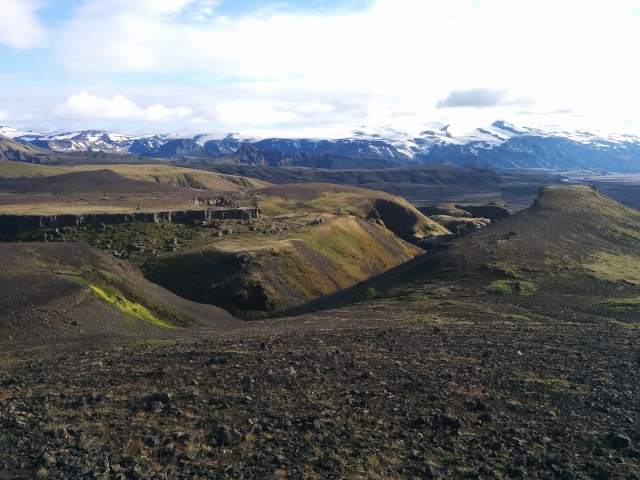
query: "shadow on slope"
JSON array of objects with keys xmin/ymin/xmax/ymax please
[{"xmin": 0, "ymin": 243, "xmax": 236, "ymax": 345}]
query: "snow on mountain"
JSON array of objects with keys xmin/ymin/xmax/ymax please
[
  {"xmin": 4, "ymin": 121, "xmax": 640, "ymax": 172},
  {"xmin": 0, "ymin": 126, "xmax": 35, "ymax": 138}
]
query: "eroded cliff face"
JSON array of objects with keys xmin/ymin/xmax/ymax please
[{"xmin": 0, "ymin": 208, "xmax": 259, "ymax": 233}]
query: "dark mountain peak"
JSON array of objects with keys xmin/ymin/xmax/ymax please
[{"xmin": 153, "ymin": 138, "xmax": 215, "ymax": 159}]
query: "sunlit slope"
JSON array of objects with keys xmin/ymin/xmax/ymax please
[
  {"xmin": 144, "ymin": 184, "xmax": 449, "ymax": 317},
  {"xmin": 295, "ymin": 185, "xmax": 640, "ymax": 323}
]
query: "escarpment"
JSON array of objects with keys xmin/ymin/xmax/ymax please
[{"xmin": 0, "ymin": 207, "xmax": 259, "ymax": 233}]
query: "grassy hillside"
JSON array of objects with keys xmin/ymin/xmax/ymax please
[
  {"xmin": 0, "ymin": 163, "xmax": 449, "ymax": 317},
  {"xmin": 0, "ymin": 159, "xmax": 71, "ymax": 177},
  {"xmin": 75, "ymin": 164, "xmax": 270, "ymax": 191},
  {"xmin": 141, "ymin": 184, "xmax": 448, "ymax": 317},
  {"xmin": 144, "ymin": 213, "xmax": 425, "ymax": 317},
  {"xmin": 255, "ymin": 183, "xmax": 449, "ymax": 241},
  {"xmin": 208, "ymin": 163, "xmax": 504, "ymax": 189},
  {"xmin": 12, "ymin": 183, "xmax": 447, "ymax": 317},
  {"xmin": 143, "ymin": 185, "xmax": 447, "ymax": 317},
  {"xmin": 294, "ymin": 185, "xmax": 640, "ymax": 323},
  {"xmin": 206, "ymin": 163, "xmax": 560, "ymax": 208},
  {"xmin": 0, "ymin": 167, "xmax": 264, "ymax": 215},
  {"xmin": 0, "ymin": 161, "xmax": 269, "ymax": 190}
]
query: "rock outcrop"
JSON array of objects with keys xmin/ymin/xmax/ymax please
[
  {"xmin": 0, "ymin": 208, "xmax": 259, "ymax": 233},
  {"xmin": 419, "ymin": 204, "xmax": 510, "ymax": 223},
  {"xmin": 455, "ymin": 204, "xmax": 510, "ymax": 222},
  {"xmin": 430, "ymin": 215, "xmax": 492, "ymax": 234}
]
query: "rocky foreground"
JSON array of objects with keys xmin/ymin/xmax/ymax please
[{"xmin": 1, "ymin": 299, "xmax": 640, "ymax": 480}]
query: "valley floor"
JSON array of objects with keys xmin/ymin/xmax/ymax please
[{"xmin": 1, "ymin": 296, "xmax": 639, "ymax": 479}]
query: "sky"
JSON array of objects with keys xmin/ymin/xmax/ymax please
[{"xmin": 0, "ymin": 0, "xmax": 639, "ymax": 138}]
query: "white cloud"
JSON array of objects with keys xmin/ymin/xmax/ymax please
[
  {"xmin": 56, "ymin": 0, "xmax": 195, "ymax": 72},
  {"xmin": 0, "ymin": 110, "xmax": 10, "ymax": 121},
  {"xmin": 215, "ymin": 100, "xmax": 295, "ymax": 125},
  {"xmin": 212, "ymin": 98, "xmax": 361, "ymax": 126},
  {"xmin": 437, "ymin": 89, "xmax": 534, "ymax": 109},
  {"xmin": 55, "ymin": 91, "xmax": 190, "ymax": 122},
  {"xmin": 55, "ymin": 1, "xmax": 637, "ymax": 94},
  {"xmin": 3, "ymin": 0, "xmax": 637, "ymax": 134},
  {"xmin": 0, "ymin": 0, "xmax": 48, "ymax": 48},
  {"xmin": 184, "ymin": 0, "xmax": 221, "ymax": 21}
]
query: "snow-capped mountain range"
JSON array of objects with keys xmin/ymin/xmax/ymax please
[{"xmin": 3, "ymin": 121, "xmax": 640, "ymax": 173}]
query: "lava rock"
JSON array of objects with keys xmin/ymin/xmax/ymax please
[
  {"xmin": 609, "ymin": 433, "xmax": 631, "ymax": 448},
  {"xmin": 141, "ymin": 435, "xmax": 160, "ymax": 448},
  {"xmin": 207, "ymin": 426, "xmax": 243, "ymax": 447}
]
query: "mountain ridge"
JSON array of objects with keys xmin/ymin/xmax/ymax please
[
  {"xmin": 0, "ymin": 133, "xmax": 55, "ymax": 163},
  {"xmin": 3, "ymin": 121, "xmax": 640, "ymax": 172}
]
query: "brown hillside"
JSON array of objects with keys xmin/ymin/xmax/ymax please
[
  {"xmin": 0, "ymin": 242, "xmax": 236, "ymax": 345},
  {"xmin": 0, "ymin": 169, "xmax": 193, "ymax": 195},
  {"xmin": 143, "ymin": 182, "xmax": 446, "ymax": 318},
  {"xmin": 257, "ymin": 183, "xmax": 449, "ymax": 241},
  {"xmin": 0, "ymin": 169, "xmax": 251, "ymax": 215},
  {"xmin": 0, "ymin": 134, "xmax": 53, "ymax": 163},
  {"xmin": 295, "ymin": 185, "xmax": 640, "ymax": 322},
  {"xmin": 2, "ymin": 186, "xmax": 640, "ymax": 480}
]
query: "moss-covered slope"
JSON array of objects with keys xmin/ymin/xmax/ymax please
[{"xmin": 296, "ymin": 185, "xmax": 640, "ymax": 324}]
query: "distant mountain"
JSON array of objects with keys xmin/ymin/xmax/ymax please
[
  {"xmin": 208, "ymin": 163, "xmax": 505, "ymax": 190},
  {"xmin": 0, "ymin": 134, "xmax": 53, "ymax": 164},
  {"xmin": 251, "ymin": 138, "xmax": 409, "ymax": 162},
  {"xmin": 419, "ymin": 121, "xmax": 640, "ymax": 173},
  {"xmin": 152, "ymin": 138, "xmax": 218, "ymax": 159},
  {"xmin": 3, "ymin": 121, "xmax": 640, "ymax": 172},
  {"xmin": 7, "ymin": 129, "xmax": 137, "ymax": 154},
  {"xmin": 228, "ymin": 146, "xmax": 395, "ymax": 169}
]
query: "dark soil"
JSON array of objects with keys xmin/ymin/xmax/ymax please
[
  {"xmin": 1, "ymin": 302, "xmax": 640, "ymax": 479},
  {"xmin": 0, "ymin": 242, "xmax": 236, "ymax": 343}
]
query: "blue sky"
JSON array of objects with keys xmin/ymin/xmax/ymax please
[{"xmin": 1, "ymin": 0, "xmax": 639, "ymax": 137}]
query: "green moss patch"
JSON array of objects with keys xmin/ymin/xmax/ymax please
[
  {"xmin": 584, "ymin": 252, "xmax": 640, "ymax": 285},
  {"xmin": 486, "ymin": 262, "xmax": 524, "ymax": 279},
  {"xmin": 89, "ymin": 284, "xmax": 177, "ymax": 329},
  {"xmin": 517, "ymin": 281, "xmax": 538, "ymax": 296},
  {"xmin": 59, "ymin": 272, "xmax": 187, "ymax": 329},
  {"xmin": 484, "ymin": 280, "xmax": 513, "ymax": 295},
  {"xmin": 403, "ymin": 292, "xmax": 431, "ymax": 302},
  {"xmin": 363, "ymin": 287, "xmax": 379, "ymax": 301},
  {"xmin": 601, "ymin": 297, "xmax": 640, "ymax": 311},
  {"xmin": 484, "ymin": 280, "xmax": 537, "ymax": 296}
]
